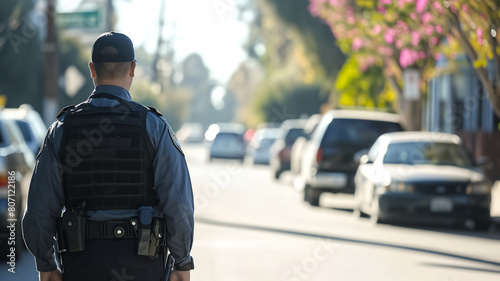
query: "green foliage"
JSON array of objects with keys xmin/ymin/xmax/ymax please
[
  {"xmin": 265, "ymin": 0, "xmax": 346, "ymax": 77},
  {"xmin": 252, "ymin": 82, "xmax": 328, "ymax": 126},
  {"xmin": 336, "ymin": 55, "xmax": 395, "ymax": 110},
  {"xmin": 0, "ymin": 0, "xmax": 43, "ymax": 109},
  {"xmin": 130, "ymin": 79, "xmax": 192, "ymax": 130}
]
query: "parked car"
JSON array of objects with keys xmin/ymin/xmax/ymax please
[
  {"xmin": 207, "ymin": 124, "xmax": 247, "ymax": 162},
  {"xmin": 290, "ymin": 114, "xmax": 322, "ymax": 176},
  {"xmin": 177, "ymin": 123, "xmax": 205, "ymax": 144},
  {"xmin": 299, "ymin": 110, "xmax": 404, "ymax": 206},
  {"xmin": 2, "ymin": 104, "xmax": 47, "ymax": 156},
  {"xmin": 0, "ymin": 114, "xmax": 35, "ymax": 258},
  {"xmin": 249, "ymin": 128, "xmax": 280, "ymax": 165},
  {"xmin": 353, "ymin": 131, "xmax": 492, "ymax": 230},
  {"xmin": 270, "ymin": 119, "xmax": 308, "ymax": 179}
]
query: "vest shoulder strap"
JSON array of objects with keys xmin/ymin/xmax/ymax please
[
  {"xmin": 56, "ymin": 104, "xmax": 76, "ymax": 119},
  {"xmin": 147, "ymin": 106, "xmax": 163, "ymax": 117}
]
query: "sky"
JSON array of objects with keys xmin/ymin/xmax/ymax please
[
  {"xmin": 57, "ymin": 0, "xmax": 249, "ymax": 84},
  {"xmin": 115, "ymin": 0, "xmax": 249, "ymax": 84}
]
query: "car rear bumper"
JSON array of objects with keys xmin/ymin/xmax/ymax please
[
  {"xmin": 308, "ymin": 171, "xmax": 355, "ymax": 194},
  {"xmin": 377, "ymin": 193, "xmax": 491, "ymax": 225}
]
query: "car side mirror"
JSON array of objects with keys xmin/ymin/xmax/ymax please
[
  {"xmin": 359, "ymin": 154, "xmax": 372, "ymax": 164},
  {"xmin": 354, "ymin": 149, "xmax": 369, "ymax": 163}
]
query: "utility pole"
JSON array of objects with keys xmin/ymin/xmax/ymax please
[
  {"xmin": 43, "ymin": 0, "xmax": 59, "ymax": 126},
  {"xmin": 106, "ymin": 0, "xmax": 115, "ymax": 31},
  {"xmin": 152, "ymin": 0, "xmax": 166, "ymax": 83}
]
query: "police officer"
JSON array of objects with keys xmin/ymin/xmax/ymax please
[{"xmin": 23, "ymin": 32, "xmax": 194, "ymax": 281}]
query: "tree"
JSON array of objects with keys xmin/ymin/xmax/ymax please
[
  {"xmin": 309, "ymin": 0, "xmax": 500, "ymax": 116},
  {"xmin": 335, "ymin": 55, "xmax": 396, "ymax": 110},
  {"xmin": 0, "ymin": 0, "xmax": 43, "ymax": 110}
]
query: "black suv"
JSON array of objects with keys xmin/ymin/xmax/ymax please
[{"xmin": 299, "ymin": 110, "xmax": 404, "ymax": 206}]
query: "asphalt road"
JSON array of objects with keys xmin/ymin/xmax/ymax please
[{"xmin": 2, "ymin": 144, "xmax": 500, "ymax": 281}]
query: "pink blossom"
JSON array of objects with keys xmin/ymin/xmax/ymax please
[
  {"xmin": 378, "ymin": 6, "xmax": 387, "ymax": 13},
  {"xmin": 396, "ymin": 40, "xmax": 403, "ymax": 49},
  {"xmin": 430, "ymin": 37, "xmax": 438, "ymax": 45},
  {"xmin": 372, "ymin": 24, "xmax": 382, "ymax": 35},
  {"xmin": 399, "ymin": 48, "xmax": 419, "ymax": 68},
  {"xmin": 410, "ymin": 13, "xmax": 417, "ymax": 20},
  {"xmin": 352, "ymin": 38, "xmax": 364, "ymax": 51},
  {"xmin": 328, "ymin": 0, "xmax": 345, "ymax": 6},
  {"xmin": 384, "ymin": 29, "xmax": 397, "ymax": 44},
  {"xmin": 347, "ymin": 15, "xmax": 356, "ymax": 25},
  {"xmin": 418, "ymin": 51, "xmax": 426, "ymax": 59},
  {"xmin": 477, "ymin": 28, "xmax": 484, "ymax": 45},
  {"xmin": 308, "ymin": 3, "xmax": 320, "ymax": 16},
  {"xmin": 477, "ymin": 28, "xmax": 483, "ymax": 37},
  {"xmin": 397, "ymin": 20, "xmax": 409, "ymax": 32},
  {"xmin": 380, "ymin": 0, "xmax": 392, "ymax": 4},
  {"xmin": 435, "ymin": 25, "xmax": 443, "ymax": 34},
  {"xmin": 421, "ymin": 12, "xmax": 433, "ymax": 23},
  {"xmin": 425, "ymin": 25, "xmax": 434, "ymax": 36},
  {"xmin": 412, "ymin": 32, "xmax": 421, "ymax": 46},
  {"xmin": 432, "ymin": 1, "xmax": 444, "ymax": 14},
  {"xmin": 416, "ymin": 0, "xmax": 429, "ymax": 13},
  {"xmin": 378, "ymin": 46, "xmax": 394, "ymax": 56},
  {"xmin": 462, "ymin": 4, "xmax": 468, "ymax": 12},
  {"xmin": 398, "ymin": 0, "xmax": 405, "ymax": 8}
]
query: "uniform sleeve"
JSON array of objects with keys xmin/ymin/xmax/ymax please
[
  {"xmin": 22, "ymin": 123, "xmax": 65, "ymax": 272},
  {"xmin": 148, "ymin": 115, "xmax": 194, "ymax": 266}
]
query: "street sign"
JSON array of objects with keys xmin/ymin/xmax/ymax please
[
  {"xmin": 57, "ymin": 11, "xmax": 101, "ymax": 30},
  {"xmin": 403, "ymin": 69, "xmax": 420, "ymax": 100}
]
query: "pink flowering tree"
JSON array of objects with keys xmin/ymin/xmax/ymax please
[{"xmin": 309, "ymin": 0, "xmax": 500, "ymax": 116}]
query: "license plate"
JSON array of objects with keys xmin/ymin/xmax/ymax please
[{"xmin": 430, "ymin": 197, "xmax": 453, "ymax": 212}]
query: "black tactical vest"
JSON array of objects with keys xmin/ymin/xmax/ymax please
[{"xmin": 58, "ymin": 93, "xmax": 159, "ymax": 210}]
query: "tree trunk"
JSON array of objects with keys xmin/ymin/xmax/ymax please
[
  {"xmin": 388, "ymin": 75, "xmax": 422, "ymax": 130},
  {"xmin": 447, "ymin": 8, "xmax": 500, "ymax": 118}
]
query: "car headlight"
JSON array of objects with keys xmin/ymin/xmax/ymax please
[
  {"xmin": 466, "ymin": 181, "xmax": 491, "ymax": 195},
  {"xmin": 382, "ymin": 182, "xmax": 414, "ymax": 193}
]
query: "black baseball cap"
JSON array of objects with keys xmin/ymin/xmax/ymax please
[{"xmin": 91, "ymin": 31, "xmax": 135, "ymax": 63}]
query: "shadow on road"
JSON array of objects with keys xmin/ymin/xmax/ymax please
[
  {"xmin": 321, "ymin": 202, "xmax": 500, "ymax": 242},
  {"xmin": 196, "ymin": 216, "xmax": 500, "ymax": 268},
  {"xmin": 420, "ymin": 262, "xmax": 500, "ymax": 274}
]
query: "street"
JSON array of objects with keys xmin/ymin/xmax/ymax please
[{"xmin": 2, "ymin": 144, "xmax": 500, "ymax": 280}]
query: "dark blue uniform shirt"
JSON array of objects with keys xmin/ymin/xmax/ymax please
[{"xmin": 22, "ymin": 85, "xmax": 194, "ymax": 272}]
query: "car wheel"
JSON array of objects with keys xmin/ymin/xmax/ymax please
[
  {"xmin": 370, "ymin": 199, "xmax": 380, "ymax": 225},
  {"xmin": 304, "ymin": 185, "xmax": 320, "ymax": 206},
  {"xmin": 475, "ymin": 220, "xmax": 491, "ymax": 232},
  {"xmin": 274, "ymin": 169, "xmax": 282, "ymax": 180},
  {"xmin": 353, "ymin": 206, "xmax": 365, "ymax": 219}
]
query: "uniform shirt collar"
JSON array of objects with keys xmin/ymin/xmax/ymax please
[{"xmin": 91, "ymin": 85, "xmax": 132, "ymax": 101}]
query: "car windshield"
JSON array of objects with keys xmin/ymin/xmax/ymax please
[
  {"xmin": 15, "ymin": 120, "xmax": 34, "ymax": 142},
  {"xmin": 384, "ymin": 141, "xmax": 475, "ymax": 167},
  {"xmin": 284, "ymin": 128, "xmax": 304, "ymax": 145},
  {"xmin": 321, "ymin": 118, "xmax": 403, "ymax": 147},
  {"xmin": 214, "ymin": 132, "xmax": 244, "ymax": 143}
]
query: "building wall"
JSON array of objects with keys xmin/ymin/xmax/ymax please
[{"xmin": 426, "ymin": 59, "xmax": 500, "ymax": 181}]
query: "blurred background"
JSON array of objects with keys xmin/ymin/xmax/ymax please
[{"xmin": 1, "ymin": 0, "xmax": 500, "ymax": 280}]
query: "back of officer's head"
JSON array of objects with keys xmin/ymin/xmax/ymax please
[{"xmin": 91, "ymin": 32, "xmax": 135, "ymax": 81}]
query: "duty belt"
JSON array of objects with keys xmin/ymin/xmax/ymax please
[{"xmin": 86, "ymin": 219, "xmax": 139, "ymax": 239}]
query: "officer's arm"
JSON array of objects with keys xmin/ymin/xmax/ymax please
[
  {"xmin": 169, "ymin": 270, "xmax": 190, "ymax": 281},
  {"xmin": 39, "ymin": 269, "xmax": 62, "ymax": 281},
  {"xmin": 148, "ymin": 115, "xmax": 194, "ymax": 270},
  {"xmin": 22, "ymin": 123, "xmax": 65, "ymax": 272}
]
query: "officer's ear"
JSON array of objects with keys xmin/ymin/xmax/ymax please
[
  {"xmin": 129, "ymin": 60, "xmax": 136, "ymax": 78},
  {"xmin": 89, "ymin": 61, "xmax": 97, "ymax": 79}
]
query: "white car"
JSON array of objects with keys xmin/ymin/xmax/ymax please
[{"xmin": 354, "ymin": 131, "xmax": 492, "ymax": 230}]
